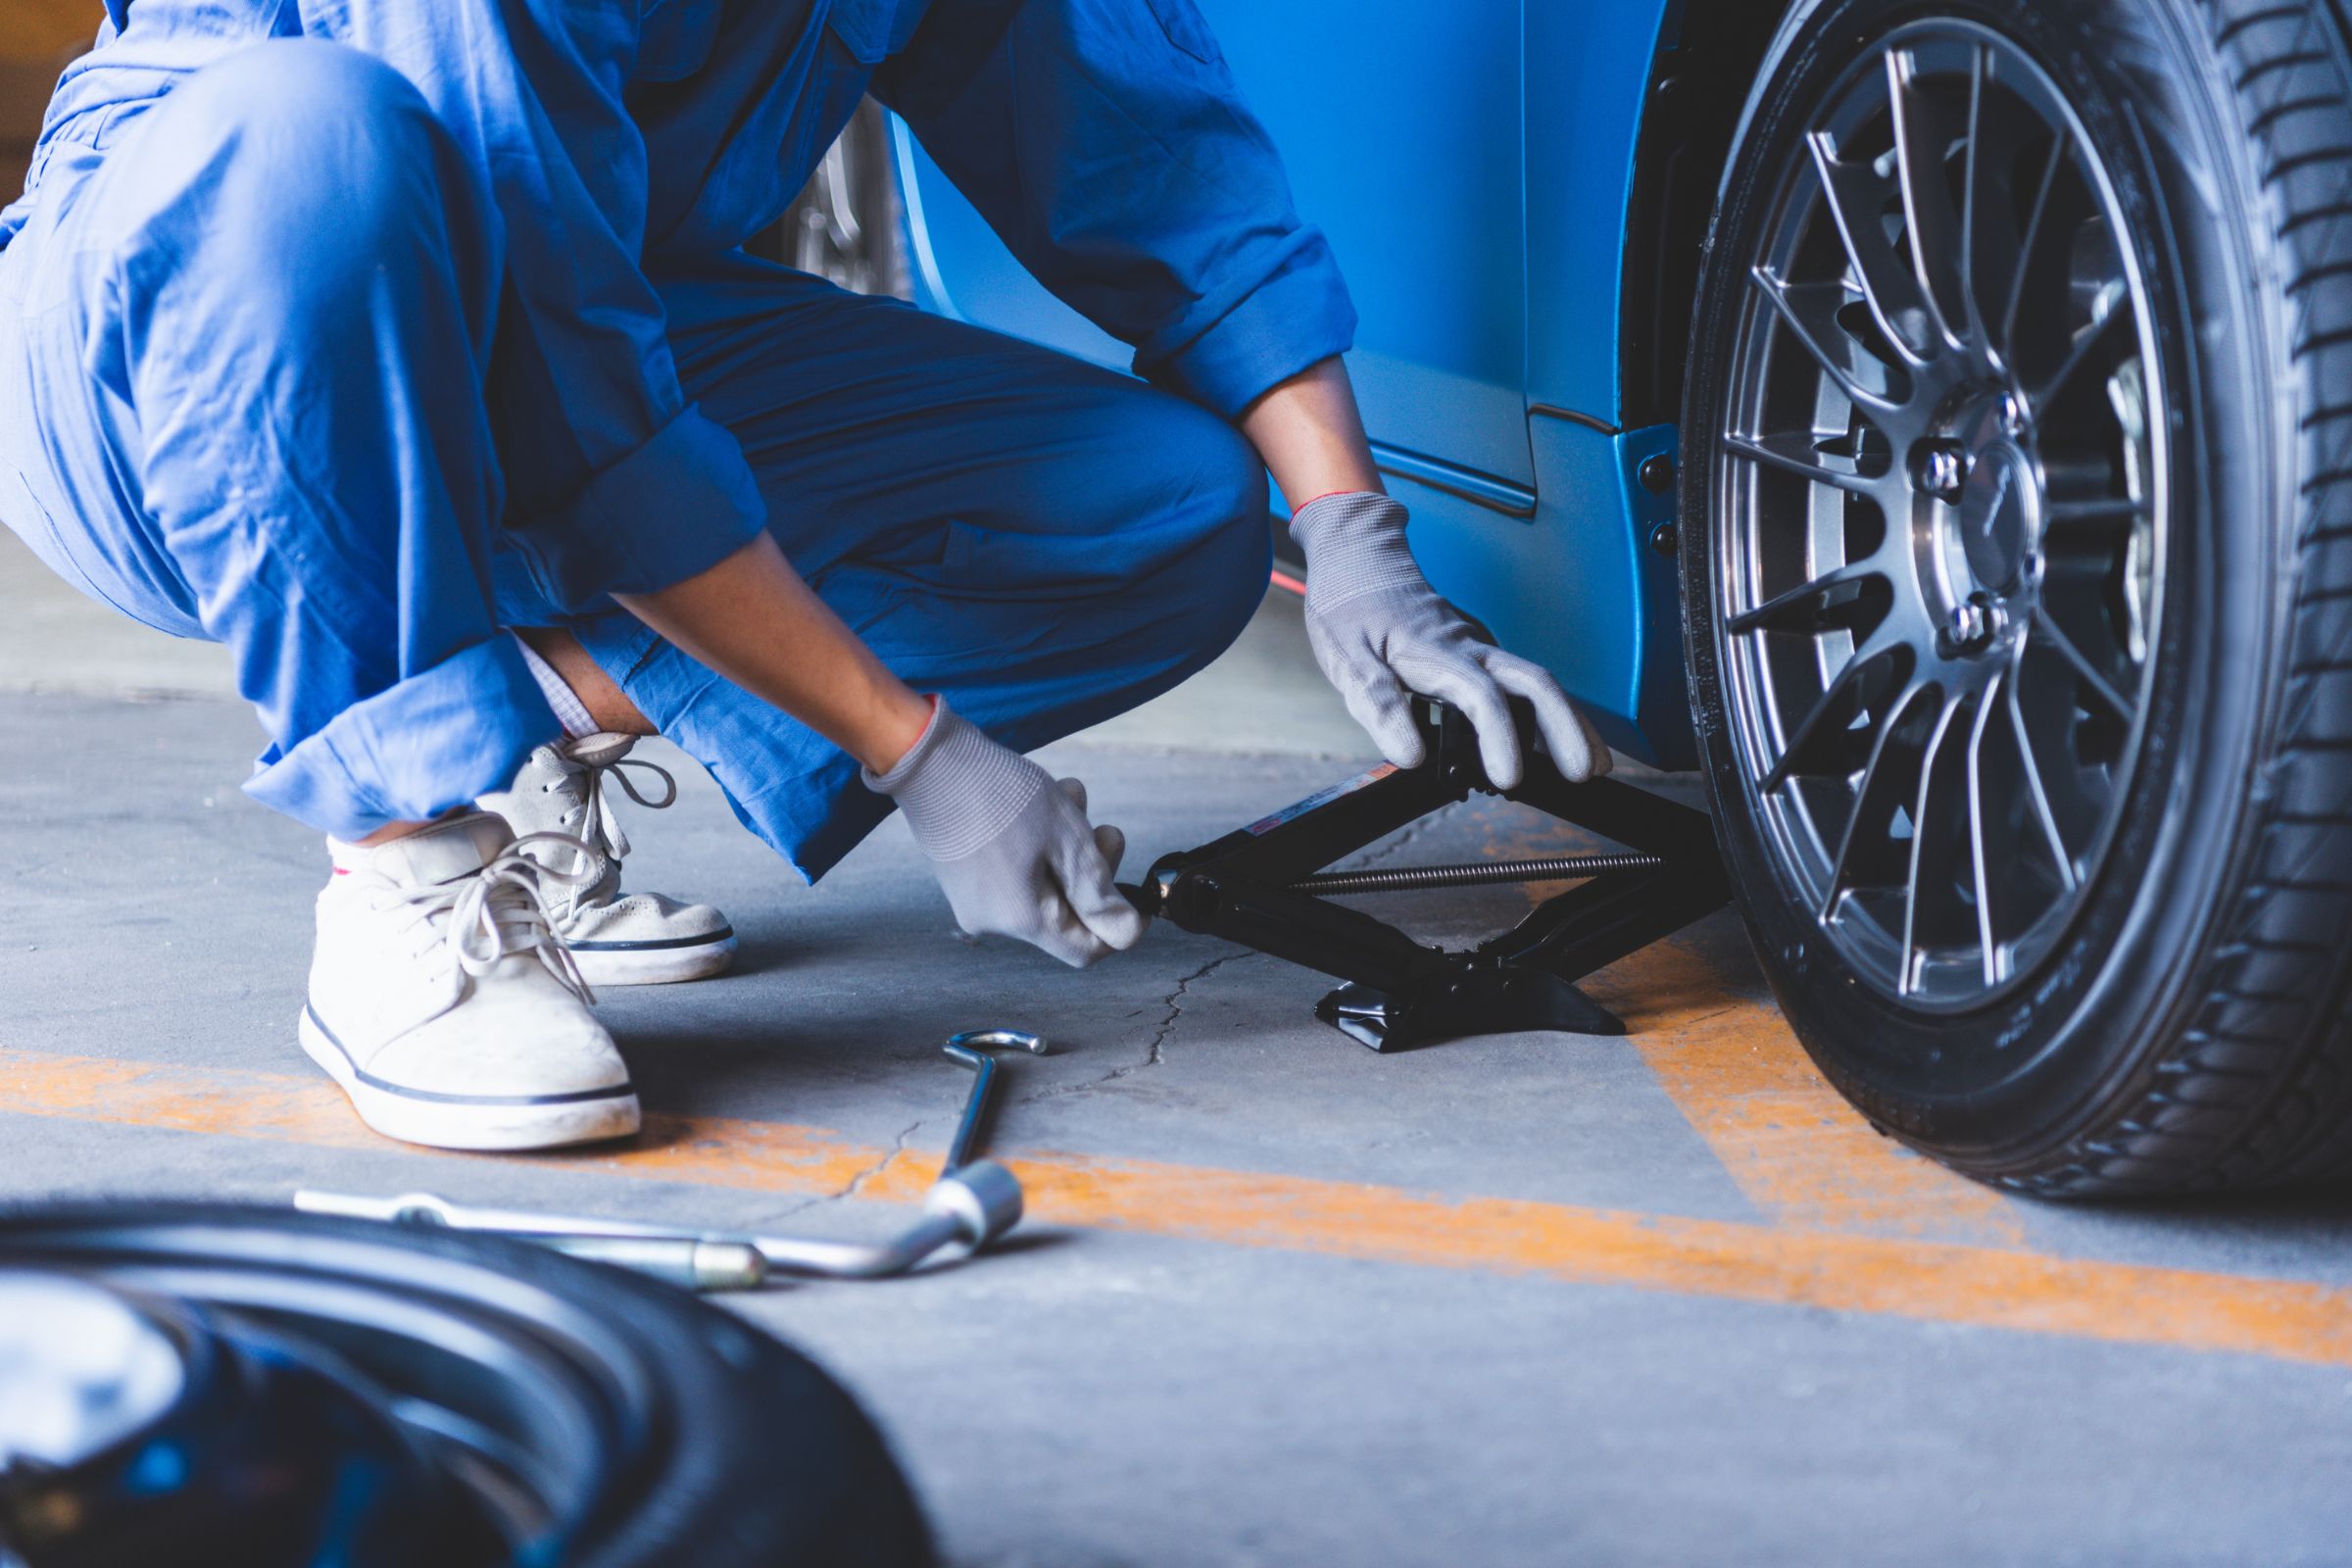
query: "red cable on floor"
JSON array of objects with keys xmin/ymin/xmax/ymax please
[{"xmin": 1269, "ymin": 568, "xmax": 1308, "ymax": 598}]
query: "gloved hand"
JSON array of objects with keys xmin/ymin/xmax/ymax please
[
  {"xmin": 863, "ymin": 700, "xmax": 1147, "ymax": 967},
  {"xmin": 1291, "ymin": 491, "xmax": 1609, "ymax": 789}
]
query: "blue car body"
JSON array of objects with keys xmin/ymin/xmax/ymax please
[{"xmin": 891, "ymin": 0, "xmax": 1697, "ymax": 765}]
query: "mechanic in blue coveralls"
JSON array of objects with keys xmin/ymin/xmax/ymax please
[{"xmin": 0, "ymin": 0, "xmax": 1608, "ymax": 1152}]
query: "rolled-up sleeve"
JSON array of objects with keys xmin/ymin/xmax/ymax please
[
  {"xmin": 328, "ymin": 0, "xmax": 766, "ymax": 613},
  {"xmin": 875, "ymin": 0, "xmax": 1357, "ymax": 419}
]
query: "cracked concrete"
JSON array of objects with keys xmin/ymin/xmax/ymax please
[
  {"xmin": 1133, "ymin": 951, "xmax": 1250, "ymax": 1073},
  {"xmin": 839, "ymin": 1119, "xmax": 925, "ymax": 1201},
  {"xmin": 1004, "ymin": 950, "xmax": 1253, "ymax": 1115},
  {"xmin": 1140, "ymin": 951, "xmax": 1250, "ymax": 1073},
  {"xmin": 772, "ymin": 1115, "xmax": 930, "ymax": 1223}
]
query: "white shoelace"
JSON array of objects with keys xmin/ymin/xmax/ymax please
[
  {"xmin": 387, "ymin": 831, "xmax": 600, "ymax": 1003},
  {"xmin": 558, "ymin": 749, "xmax": 677, "ymax": 866}
]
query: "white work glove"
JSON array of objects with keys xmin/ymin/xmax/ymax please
[
  {"xmin": 1292, "ymin": 492, "xmax": 1609, "ymax": 788},
  {"xmin": 863, "ymin": 700, "xmax": 1147, "ymax": 967}
]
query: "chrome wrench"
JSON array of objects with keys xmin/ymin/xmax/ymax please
[{"xmin": 940, "ymin": 1028, "xmax": 1051, "ymax": 1177}]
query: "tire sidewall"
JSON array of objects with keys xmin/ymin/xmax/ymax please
[
  {"xmin": 0, "ymin": 1204, "xmax": 938, "ymax": 1568},
  {"xmin": 1679, "ymin": 0, "xmax": 2287, "ymax": 1171}
]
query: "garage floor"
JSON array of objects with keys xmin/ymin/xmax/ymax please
[{"xmin": 6, "ymin": 530, "xmax": 2352, "ymax": 1567}]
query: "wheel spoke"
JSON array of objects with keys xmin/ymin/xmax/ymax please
[
  {"xmin": 1724, "ymin": 431, "xmax": 1882, "ymax": 496},
  {"xmin": 2031, "ymin": 608, "xmax": 2134, "ymax": 719},
  {"xmin": 2033, "ymin": 300, "xmax": 2132, "ymax": 413},
  {"xmin": 2006, "ymin": 653, "xmax": 2082, "ymax": 892},
  {"xmin": 1959, "ymin": 45, "xmax": 2000, "ymax": 349},
  {"xmin": 1961, "ymin": 50, "xmax": 2054, "ymax": 362},
  {"xmin": 1806, "ymin": 131, "xmax": 1936, "ymax": 362},
  {"xmin": 1818, "ymin": 678, "xmax": 1934, "ymax": 918},
  {"xmin": 1765, "ymin": 631, "xmax": 1903, "ymax": 793},
  {"xmin": 1729, "ymin": 560, "xmax": 1882, "ymax": 635},
  {"xmin": 2043, "ymin": 495, "xmax": 2150, "ymax": 526},
  {"xmin": 2042, "ymin": 493, "xmax": 2151, "ymax": 556},
  {"xmin": 1899, "ymin": 695, "xmax": 1970, "ymax": 996},
  {"xmin": 1748, "ymin": 269, "xmax": 1906, "ymax": 417},
  {"xmin": 1964, "ymin": 676, "xmax": 2005, "ymax": 988},
  {"xmin": 1887, "ymin": 49, "xmax": 1968, "ymax": 348},
  {"xmin": 1999, "ymin": 136, "xmax": 2070, "ymax": 360}
]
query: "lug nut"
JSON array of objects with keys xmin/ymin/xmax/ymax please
[
  {"xmin": 1920, "ymin": 445, "xmax": 1968, "ymax": 501},
  {"xmin": 1949, "ymin": 602, "xmax": 1991, "ymax": 647}
]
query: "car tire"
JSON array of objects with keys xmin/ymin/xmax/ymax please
[
  {"xmin": 1680, "ymin": 0, "xmax": 2352, "ymax": 1194},
  {"xmin": 0, "ymin": 1203, "xmax": 936, "ymax": 1566}
]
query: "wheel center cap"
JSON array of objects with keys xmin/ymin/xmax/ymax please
[
  {"xmin": 1956, "ymin": 439, "xmax": 2040, "ymax": 594},
  {"xmin": 1925, "ymin": 397, "xmax": 2043, "ymax": 609}
]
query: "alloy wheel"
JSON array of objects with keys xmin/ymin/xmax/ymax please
[{"xmin": 1715, "ymin": 20, "xmax": 2167, "ymax": 1011}]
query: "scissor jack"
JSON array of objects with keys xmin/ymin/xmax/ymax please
[{"xmin": 1124, "ymin": 702, "xmax": 1732, "ymax": 1051}]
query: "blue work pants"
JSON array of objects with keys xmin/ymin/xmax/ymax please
[{"xmin": 0, "ymin": 41, "xmax": 1271, "ymax": 877}]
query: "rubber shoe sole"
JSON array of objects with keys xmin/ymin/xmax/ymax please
[
  {"xmin": 298, "ymin": 1007, "xmax": 641, "ymax": 1152},
  {"xmin": 564, "ymin": 931, "xmax": 738, "ymax": 988}
]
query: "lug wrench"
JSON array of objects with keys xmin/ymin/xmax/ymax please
[
  {"xmin": 294, "ymin": 1157, "xmax": 1023, "ymax": 1292},
  {"xmin": 940, "ymin": 1028, "xmax": 1051, "ymax": 1177},
  {"xmin": 298, "ymin": 1027, "xmax": 1050, "ymax": 1290}
]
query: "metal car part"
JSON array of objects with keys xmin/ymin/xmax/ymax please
[
  {"xmin": 1128, "ymin": 700, "xmax": 1728, "ymax": 1052},
  {"xmin": 762, "ymin": 100, "xmax": 908, "ymax": 299},
  {"xmin": 1713, "ymin": 22, "xmax": 2165, "ymax": 1010},
  {"xmin": 0, "ymin": 1275, "xmax": 187, "ymax": 1471},
  {"xmin": 940, "ymin": 1029, "xmax": 1051, "ymax": 1179},
  {"xmin": 0, "ymin": 1270, "xmax": 511, "ymax": 1566},
  {"xmin": 0, "ymin": 1206, "xmax": 935, "ymax": 1566},
  {"xmin": 1287, "ymin": 852, "xmax": 1667, "ymax": 898},
  {"xmin": 295, "ymin": 1162, "xmax": 1024, "ymax": 1286}
]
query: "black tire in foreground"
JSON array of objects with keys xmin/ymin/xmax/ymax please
[
  {"xmin": 0, "ymin": 1203, "xmax": 934, "ymax": 1567},
  {"xmin": 1681, "ymin": 0, "xmax": 2352, "ymax": 1195}
]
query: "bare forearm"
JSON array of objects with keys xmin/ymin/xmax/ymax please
[
  {"xmin": 606, "ymin": 360, "xmax": 1380, "ymax": 773},
  {"xmin": 1238, "ymin": 357, "xmax": 1384, "ymax": 510},
  {"xmin": 613, "ymin": 535, "xmax": 932, "ymax": 773}
]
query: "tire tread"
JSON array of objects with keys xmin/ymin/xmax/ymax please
[{"xmin": 1998, "ymin": 0, "xmax": 2352, "ymax": 1195}]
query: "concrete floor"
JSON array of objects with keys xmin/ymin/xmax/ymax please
[{"xmin": 6, "ymin": 531, "xmax": 2352, "ymax": 1566}]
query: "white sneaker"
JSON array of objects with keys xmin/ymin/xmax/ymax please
[
  {"xmin": 478, "ymin": 734, "xmax": 738, "ymax": 986},
  {"xmin": 302, "ymin": 812, "xmax": 640, "ymax": 1152}
]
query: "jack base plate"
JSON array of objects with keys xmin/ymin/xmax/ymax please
[{"xmin": 1317, "ymin": 971, "xmax": 1629, "ymax": 1053}]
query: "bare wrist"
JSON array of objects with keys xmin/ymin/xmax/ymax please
[
  {"xmin": 1239, "ymin": 358, "xmax": 1384, "ymax": 507},
  {"xmin": 853, "ymin": 686, "xmax": 937, "ymax": 775}
]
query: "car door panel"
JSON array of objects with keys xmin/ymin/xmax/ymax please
[
  {"xmin": 1406, "ymin": 2, "xmax": 1688, "ymax": 763},
  {"xmin": 1522, "ymin": 1, "xmax": 1679, "ymax": 423},
  {"xmin": 1506, "ymin": 0, "xmax": 1694, "ymax": 764},
  {"xmin": 1408, "ymin": 419, "xmax": 1685, "ymax": 766},
  {"xmin": 894, "ymin": 0, "xmax": 1532, "ymax": 491}
]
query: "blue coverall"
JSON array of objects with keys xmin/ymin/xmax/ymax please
[{"xmin": 0, "ymin": 0, "xmax": 1356, "ymax": 877}]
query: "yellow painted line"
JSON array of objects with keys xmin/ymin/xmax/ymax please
[
  {"xmin": 1594, "ymin": 937, "xmax": 2029, "ymax": 1246},
  {"xmin": 3, "ymin": 1048, "xmax": 2349, "ymax": 1366},
  {"xmin": 1478, "ymin": 803, "xmax": 2027, "ymax": 1245}
]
